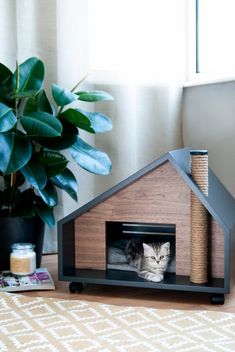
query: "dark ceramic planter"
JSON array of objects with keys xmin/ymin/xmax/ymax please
[{"xmin": 0, "ymin": 216, "xmax": 45, "ymax": 271}]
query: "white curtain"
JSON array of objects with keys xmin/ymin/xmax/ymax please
[{"xmin": 0, "ymin": 0, "xmax": 186, "ymax": 252}]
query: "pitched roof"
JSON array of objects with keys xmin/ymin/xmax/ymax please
[
  {"xmin": 169, "ymin": 148, "xmax": 235, "ymax": 231},
  {"xmin": 59, "ymin": 147, "xmax": 235, "ymax": 232}
]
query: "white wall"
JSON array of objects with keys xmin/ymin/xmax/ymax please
[{"xmin": 182, "ymin": 81, "xmax": 235, "ymax": 197}]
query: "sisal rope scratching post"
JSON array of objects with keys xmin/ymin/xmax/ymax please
[{"xmin": 190, "ymin": 150, "xmax": 209, "ymax": 284}]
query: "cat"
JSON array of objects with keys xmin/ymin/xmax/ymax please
[{"xmin": 125, "ymin": 240, "xmax": 171, "ymax": 282}]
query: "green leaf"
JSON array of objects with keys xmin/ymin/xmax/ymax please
[
  {"xmin": 21, "ymin": 161, "xmax": 47, "ymax": 190},
  {"xmin": 38, "ymin": 180, "xmax": 58, "ymax": 207},
  {"xmin": 52, "ymin": 83, "xmax": 77, "ymax": 106},
  {"xmin": 75, "ymin": 108, "xmax": 112, "ymax": 133},
  {"xmin": 35, "ymin": 151, "xmax": 68, "ymax": 177},
  {"xmin": 23, "ymin": 90, "xmax": 55, "ymax": 115},
  {"xmin": 51, "ymin": 168, "xmax": 78, "ymax": 201},
  {"xmin": 35, "ymin": 119, "xmax": 78, "ymax": 150},
  {"xmin": 21, "ymin": 111, "xmax": 62, "ymax": 137},
  {"xmin": 15, "ymin": 57, "xmax": 44, "ymax": 92},
  {"xmin": 60, "ymin": 108, "xmax": 95, "ymax": 133},
  {"xmin": 75, "ymin": 90, "xmax": 114, "ymax": 102},
  {"xmin": 35, "ymin": 202, "xmax": 55, "ymax": 228},
  {"xmin": 0, "ymin": 65, "xmax": 14, "ymax": 107},
  {"xmin": 0, "ymin": 103, "xmax": 17, "ymax": 132},
  {"xmin": 70, "ymin": 136, "xmax": 112, "ymax": 175},
  {"xmin": 0, "ymin": 63, "xmax": 12, "ymax": 85},
  {"xmin": 0, "ymin": 132, "xmax": 32, "ymax": 174}
]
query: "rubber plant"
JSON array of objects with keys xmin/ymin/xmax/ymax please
[{"xmin": 0, "ymin": 57, "xmax": 113, "ymax": 227}]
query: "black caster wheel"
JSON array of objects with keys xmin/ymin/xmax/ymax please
[
  {"xmin": 69, "ymin": 282, "xmax": 83, "ymax": 293},
  {"xmin": 210, "ymin": 294, "xmax": 225, "ymax": 305}
]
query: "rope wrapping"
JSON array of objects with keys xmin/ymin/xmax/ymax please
[{"xmin": 190, "ymin": 152, "xmax": 209, "ymax": 284}]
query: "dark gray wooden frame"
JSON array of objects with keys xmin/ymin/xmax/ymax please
[
  {"xmin": 58, "ymin": 221, "xmax": 233, "ymax": 295},
  {"xmin": 58, "ymin": 148, "xmax": 235, "ymax": 298}
]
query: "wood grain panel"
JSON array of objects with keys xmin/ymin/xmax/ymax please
[
  {"xmin": 75, "ymin": 161, "xmax": 224, "ymax": 278},
  {"xmin": 75, "ymin": 202, "xmax": 113, "ymax": 270}
]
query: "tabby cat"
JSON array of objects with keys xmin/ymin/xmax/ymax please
[{"xmin": 125, "ymin": 240, "xmax": 170, "ymax": 282}]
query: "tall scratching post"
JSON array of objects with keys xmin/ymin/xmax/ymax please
[{"xmin": 190, "ymin": 150, "xmax": 209, "ymax": 284}]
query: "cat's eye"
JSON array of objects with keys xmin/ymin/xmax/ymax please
[
  {"xmin": 151, "ymin": 256, "xmax": 155, "ymax": 260},
  {"xmin": 160, "ymin": 255, "xmax": 164, "ymax": 260}
]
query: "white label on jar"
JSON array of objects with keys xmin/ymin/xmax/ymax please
[{"xmin": 10, "ymin": 252, "xmax": 36, "ymax": 275}]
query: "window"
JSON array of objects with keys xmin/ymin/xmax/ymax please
[
  {"xmin": 88, "ymin": 0, "xmax": 235, "ymax": 84},
  {"xmin": 196, "ymin": 0, "xmax": 235, "ymax": 77},
  {"xmin": 88, "ymin": 0, "xmax": 187, "ymax": 83}
]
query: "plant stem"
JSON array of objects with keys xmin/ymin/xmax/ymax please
[
  {"xmin": 15, "ymin": 61, "xmax": 19, "ymax": 115},
  {"xmin": 9, "ymin": 173, "xmax": 16, "ymax": 216},
  {"xmin": 71, "ymin": 74, "xmax": 89, "ymax": 93},
  {"xmin": 57, "ymin": 74, "xmax": 89, "ymax": 117},
  {"xmin": 9, "ymin": 61, "xmax": 20, "ymax": 216},
  {"xmin": 58, "ymin": 105, "xmax": 63, "ymax": 115}
]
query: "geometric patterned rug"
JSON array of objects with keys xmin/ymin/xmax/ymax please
[{"xmin": 0, "ymin": 292, "xmax": 235, "ymax": 352}]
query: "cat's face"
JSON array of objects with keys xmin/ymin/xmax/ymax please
[{"xmin": 142, "ymin": 242, "xmax": 170, "ymax": 270}]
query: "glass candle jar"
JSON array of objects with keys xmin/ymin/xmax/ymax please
[{"xmin": 10, "ymin": 243, "xmax": 36, "ymax": 275}]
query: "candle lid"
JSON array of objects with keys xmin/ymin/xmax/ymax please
[{"xmin": 11, "ymin": 243, "xmax": 35, "ymax": 250}]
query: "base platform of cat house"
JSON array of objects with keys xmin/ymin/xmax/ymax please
[{"xmin": 61, "ymin": 268, "xmax": 226, "ymax": 305}]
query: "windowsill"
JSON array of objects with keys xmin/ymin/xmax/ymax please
[
  {"xmin": 184, "ymin": 74, "xmax": 235, "ymax": 88},
  {"xmin": 87, "ymin": 70, "xmax": 235, "ymax": 88}
]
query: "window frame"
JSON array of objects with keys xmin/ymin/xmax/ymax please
[{"xmin": 186, "ymin": 0, "xmax": 235, "ymax": 86}]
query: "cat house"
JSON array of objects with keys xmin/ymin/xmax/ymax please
[{"xmin": 58, "ymin": 148, "xmax": 235, "ymax": 304}]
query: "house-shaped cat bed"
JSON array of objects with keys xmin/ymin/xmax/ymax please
[{"xmin": 58, "ymin": 148, "xmax": 235, "ymax": 304}]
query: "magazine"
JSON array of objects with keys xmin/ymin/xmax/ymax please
[{"xmin": 0, "ymin": 268, "xmax": 55, "ymax": 292}]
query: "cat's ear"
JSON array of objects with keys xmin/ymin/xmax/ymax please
[
  {"xmin": 163, "ymin": 242, "xmax": 170, "ymax": 249},
  {"xmin": 142, "ymin": 243, "xmax": 151, "ymax": 254}
]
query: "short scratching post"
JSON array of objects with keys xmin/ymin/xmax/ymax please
[{"xmin": 190, "ymin": 150, "xmax": 209, "ymax": 284}]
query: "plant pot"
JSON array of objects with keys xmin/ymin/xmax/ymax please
[{"xmin": 0, "ymin": 216, "xmax": 45, "ymax": 271}]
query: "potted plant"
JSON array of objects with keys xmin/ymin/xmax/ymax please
[{"xmin": 0, "ymin": 57, "xmax": 113, "ymax": 270}]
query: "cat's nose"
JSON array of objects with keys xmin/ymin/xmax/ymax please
[{"xmin": 156, "ymin": 261, "xmax": 159, "ymax": 264}]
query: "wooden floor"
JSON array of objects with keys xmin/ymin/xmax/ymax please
[{"xmin": 23, "ymin": 254, "xmax": 235, "ymax": 313}]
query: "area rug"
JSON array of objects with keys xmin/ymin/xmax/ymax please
[{"xmin": 0, "ymin": 292, "xmax": 235, "ymax": 352}]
